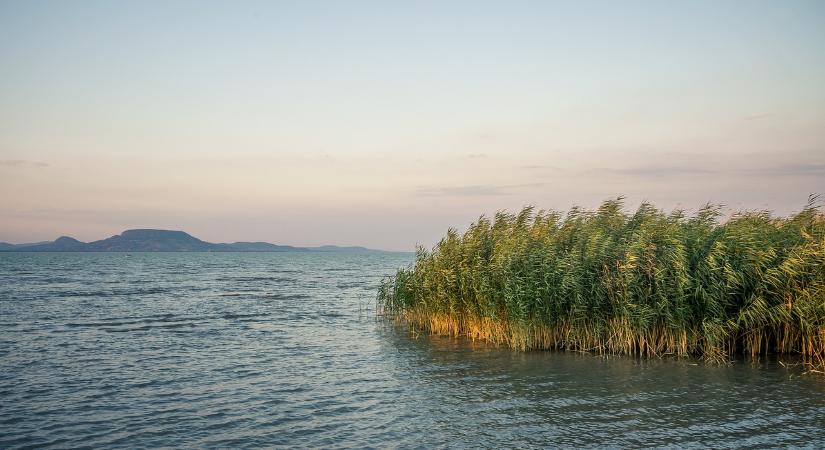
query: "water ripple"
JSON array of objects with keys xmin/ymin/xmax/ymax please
[{"xmin": 0, "ymin": 252, "xmax": 823, "ymax": 449}]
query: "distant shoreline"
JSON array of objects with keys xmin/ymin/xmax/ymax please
[
  {"xmin": 0, "ymin": 228, "xmax": 403, "ymax": 253},
  {"xmin": 0, "ymin": 250, "xmax": 414, "ymax": 253}
]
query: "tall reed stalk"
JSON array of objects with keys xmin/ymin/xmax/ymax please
[{"xmin": 378, "ymin": 197, "xmax": 825, "ymax": 369}]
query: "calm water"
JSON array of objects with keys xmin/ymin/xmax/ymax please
[{"xmin": 1, "ymin": 252, "xmax": 823, "ymax": 449}]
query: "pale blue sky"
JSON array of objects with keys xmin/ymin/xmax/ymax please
[{"xmin": 1, "ymin": 1, "xmax": 824, "ymax": 250}]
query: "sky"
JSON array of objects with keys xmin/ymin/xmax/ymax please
[{"xmin": 1, "ymin": 1, "xmax": 824, "ymax": 251}]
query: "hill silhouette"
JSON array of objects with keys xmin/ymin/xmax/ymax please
[{"xmin": 1, "ymin": 229, "xmax": 384, "ymax": 253}]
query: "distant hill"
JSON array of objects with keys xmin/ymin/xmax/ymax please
[
  {"xmin": 0, "ymin": 229, "xmax": 390, "ymax": 253},
  {"xmin": 309, "ymin": 245, "xmax": 377, "ymax": 253},
  {"xmin": 213, "ymin": 241, "xmax": 302, "ymax": 252},
  {"xmin": 84, "ymin": 230, "xmax": 214, "ymax": 252},
  {"xmin": 0, "ymin": 241, "xmax": 53, "ymax": 250}
]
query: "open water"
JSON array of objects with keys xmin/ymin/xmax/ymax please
[{"xmin": 1, "ymin": 252, "xmax": 823, "ymax": 448}]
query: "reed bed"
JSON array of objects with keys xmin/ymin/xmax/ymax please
[{"xmin": 378, "ymin": 197, "xmax": 825, "ymax": 369}]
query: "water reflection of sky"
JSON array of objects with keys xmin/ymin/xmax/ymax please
[{"xmin": 377, "ymin": 323, "xmax": 825, "ymax": 448}]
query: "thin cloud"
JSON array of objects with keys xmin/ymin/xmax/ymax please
[
  {"xmin": 589, "ymin": 157, "xmax": 825, "ymax": 179},
  {"xmin": 0, "ymin": 159, "xmax": 50, "ymax": 168},
  {"xmin": 519, "ymin": 164, "xmax": 563, "ymax": 171},
  {"xmin": 592, "ymin": 166, "xmax": 715, "ymax": 178},
  {"xmin": 416, "ymin": 183, "xmax": 543, "ymax": 197},
  {"xmin": 741, "ymin": 163, "xmax": 825, "ymax": 177},
  {"xmin": 466, "ymin": 153, "xmax": 487, "ymax": 159}
]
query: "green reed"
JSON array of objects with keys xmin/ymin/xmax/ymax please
[{"xmin": 378, "ymin": 197, "xmax": 825, "ymax": 369}]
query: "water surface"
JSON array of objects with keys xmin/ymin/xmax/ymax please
[{"xmin": 1, "ymin": 253, "xmax": 823, "ymax": 448}]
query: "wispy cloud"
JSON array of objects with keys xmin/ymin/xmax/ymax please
[
  {"xmin": 740, "ymin": 163, "xmax": 825, "ymax": 177},
  {"xmin": 466, "ymin": 153, "xmax": 487, "ymax": 159},
  {"xmin": 416, "ymin": 183, "xmax": 543, "ymax": 197},
  {"xmin": 744, "ymin": 113, "xmax": 773, "ymax": 121},
  {"xmin": 0, "ymin": 159, "xmax": 49, "ymax": 168},
  {"xmin": 591, "ymin": 166, "xmax": 715, "ymax": 178},
  {"xmin": 519, "ymin": 164, "xmax": 563, "ymax": 171},
  {"xmin": 587, "ymin": 155, "xmax": 825, "ymax": 179}
]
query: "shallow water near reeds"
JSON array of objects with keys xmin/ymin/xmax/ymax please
[{"xmin": 1, "ymin": 252, "xmax": 823, "ymax": 448}]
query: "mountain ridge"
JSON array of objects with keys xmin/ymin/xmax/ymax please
[{"xmin": 0, "ymin": 229, "xmax": 392, "ymax": 253}]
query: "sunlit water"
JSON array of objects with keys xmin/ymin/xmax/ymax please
[{"xmin": 1, "ymin": 252, "xmax": 823, "ymax": 448}]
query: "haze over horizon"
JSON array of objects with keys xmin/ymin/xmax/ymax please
[{"xmin": 2, "ymin": 1, "xmax": 824, "ymax": 251}]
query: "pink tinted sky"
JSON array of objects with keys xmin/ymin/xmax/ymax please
[{"xmin": 1, "ymin": 1, "xmax": 824, "ymax": 251}]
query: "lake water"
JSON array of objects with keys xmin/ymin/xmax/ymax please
[{"xmin": 1, "ymin": 252, "xmax": 823, "ymax": 448}]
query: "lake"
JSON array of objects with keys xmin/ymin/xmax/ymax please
[{"xmin": 1, "ymin": 252, "xmax": 823, "ymax": 448}]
